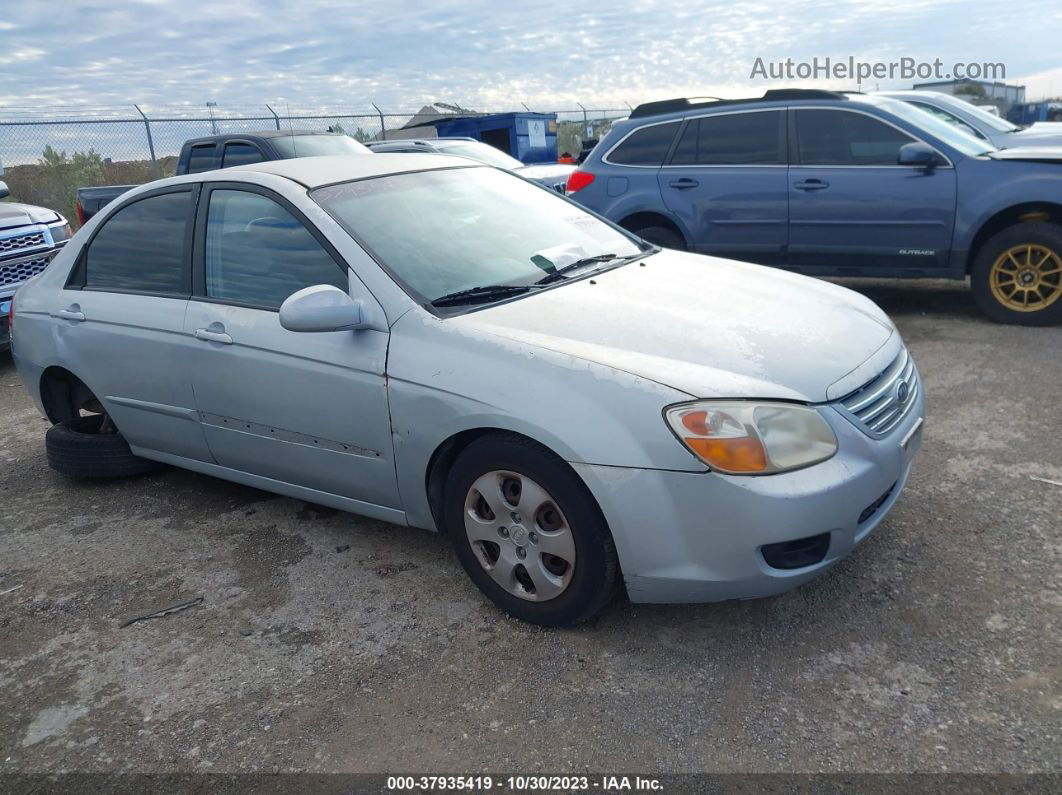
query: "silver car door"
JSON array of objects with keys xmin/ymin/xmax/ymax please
[
  {"xmin": 183, "ymin": 183, "xmax": 398, "ymax": 509},
  {"xmin": 56, "ymin": 186, "xmax": 213, "ymax": 461}
]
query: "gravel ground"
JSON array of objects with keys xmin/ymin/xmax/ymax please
[{"xmin": 0, "ymin": 278, "xmax": 1059, "ymax": 775}]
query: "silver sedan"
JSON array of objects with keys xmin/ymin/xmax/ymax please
[{"xmin": 11, "ymin": 155, "xmax": 923, "ymax": 626}]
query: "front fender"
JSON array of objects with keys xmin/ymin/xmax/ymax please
[{"xmin": 386, "ymin": 309, "xmax": 703, "ymax": 531}]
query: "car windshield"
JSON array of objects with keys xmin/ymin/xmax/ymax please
[
  {"xmin": 271, "ymin": 135, "xmax": 371, "ymax": 158},
  {"xmin": 870, "ymin": 98, "xmax": 995, "ymax": 156},
  {"xmin": 432, "ymin": 141, "xmax": 525, "ymax": 169},
  {"xmin": 312, "ymin": 166, "xmax": 642, "ymax": 305},
  {"xmin": 937, "ymin": 95, "xmax": 1020, "ymax": 132}
]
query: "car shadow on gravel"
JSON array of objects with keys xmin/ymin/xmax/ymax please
[{"xmin": 832, "ymin": 277, "xmax": 981, "ymax": 321}]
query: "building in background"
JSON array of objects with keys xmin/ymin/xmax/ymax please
[
  {"xmin": 381, "ymin": 104, "xmax": 559, "ymax": 163},
  {"xmin": 913, "ymin": 78, "xmax": 1025, "ymax": 115}
]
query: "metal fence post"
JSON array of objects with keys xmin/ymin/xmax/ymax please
[
  {"xmin": 577, "ymin": 102, "xmax": 589, "ymax": 137},
  {"xmin": 372, "ymin": 103, "xmax": 386, "ymax": 140},
  {"xmin": 265, "ymin": 104, "xmax": 281, "ymax": 131},
  {"xmin": 134, "ymin": 105, "xmax": 160, "ymax": 179}
]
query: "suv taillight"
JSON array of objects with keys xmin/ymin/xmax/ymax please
[
  {"xmin": 75, "ymin": 200, "xmax": 86, "ymax": 227},
  {"xmin": 566, "ymin": 171, "xmax": 595, "ymax": 193}
]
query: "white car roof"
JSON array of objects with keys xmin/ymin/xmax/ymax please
[{"xmin": 227, "ymin": 153, "xmax": 477, "ymax": 187}]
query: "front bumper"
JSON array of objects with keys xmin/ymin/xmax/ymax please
[{"xmin": 572, "ymin": 388, "xmax": 924, "ymax": 604}]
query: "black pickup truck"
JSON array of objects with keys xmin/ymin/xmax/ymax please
[{"xmin": 75, "ymin": 130, "xmax": 371, "ymax": 224}]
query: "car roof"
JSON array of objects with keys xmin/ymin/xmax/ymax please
[
  {"xmin": 367, "ymin": 137, "xmax": 479, "ymax": 147},
  {"xmin": 226, "ymin": 153, "xmax": 480, "ymax": 187},
  {"xmin": 184, "ymin": 129, "xmax": 349, "ymax": 145}
]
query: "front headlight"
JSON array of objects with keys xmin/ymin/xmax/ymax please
[
  {"xmin": 48, "ymin": 220, "xmax": 73, "ymax": 244},
  {"xmin": 664, "ymin": 401, "xmax": 837, "ymax": 475}
]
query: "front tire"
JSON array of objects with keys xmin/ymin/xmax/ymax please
[
  {"xmin": 971, "ymin": 221, "xmax": 1062, "ymax": 325},
  {"xmin": 45, "ymin": 414, "xmax": 164, "ymax": 479},
  {"xmin": 443, "ymin": 434, "xmax": 618, "ymax": 627}
]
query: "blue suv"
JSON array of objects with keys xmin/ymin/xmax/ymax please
[{"xmin": 568, "ymin": 89, "xmax": 1062, "ymax": 325}]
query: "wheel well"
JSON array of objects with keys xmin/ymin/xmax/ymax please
[
  {"xmin": 618, "ymin": 212, "xmax": 685, "ymax": 244},
  {"xmin": 968, "ymin": 203, "xmax": 1062, "ymax": 273},
  {"xmin": 39, "ymin": 367, "xmax": 97, "ymax": 423},
  {"xmin": 423, "ymin": 428, "xmax": 589, "ymax": 536}
]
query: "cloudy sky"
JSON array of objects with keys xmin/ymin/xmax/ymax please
[{"xmin": 1, "ymin": 0, "xmax": 1061, "ymax": 114}]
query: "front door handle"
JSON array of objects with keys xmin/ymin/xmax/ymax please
[
  {"xmin": 794, "ymin": 179, "xmax": 829, "ymax": 191},
  {"xmin": 55, "ymin": 305, "xmax": 85, "ymax": 322},
  {"xmin": 669, "ymin": 178, "xmax": 699, "ymax": 190},
  {"xmin": 194, "ymin": 327, "xmax": 233, "ymax": 345}
]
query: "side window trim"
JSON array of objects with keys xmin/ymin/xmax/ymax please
[
  {"xmin": 663, "ymin": 108, "xmax": 787, "ymax": 167},
  {"xmin": 191, "ymin": 181, "xmax": 350, "ymax": 312},
  {"xmin": 65, "ymin": 184, "xmax": 198, "ymax": 297},
  {"xmin": 790, "ymin": 106, "xmax": 954, "ymax": 169}
]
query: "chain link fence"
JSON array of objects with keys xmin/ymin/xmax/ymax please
[{"xmin": 0, "ymin": 104, "xmax": 630, "ymax": 226}]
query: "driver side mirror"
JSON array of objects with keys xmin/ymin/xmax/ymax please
[
  {"xmin": 279, "ymin": 284, "xmax": 368, "ymax": 332},
  {"xmin": 898, "ymin": 142, "xmax": 941, "ymax": 171},
  {"xmin": 0, "ymin": 181, "xmax": 9, "ymax": 200}
]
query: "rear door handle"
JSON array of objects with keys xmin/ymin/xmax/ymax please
[
  {"xmin": 794, "ymin": 179, "xmax": 829, "ymax": 191},
  {"xmin": 669, "ymin": 178, "xmax": 699, "ymax": 190},
  {"xmin": 194, "ymin": 328, "xmax": 233, "ymax": 345},
  {"xmin": 55, "ymin": 305, "xmax": 85, "ymax": 322}
]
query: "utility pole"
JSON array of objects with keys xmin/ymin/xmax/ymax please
[{"xmin": 206, "ymin": 101, "xmax": 219, "ymax": 135}]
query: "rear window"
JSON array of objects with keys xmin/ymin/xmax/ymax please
[
  {"xmin": 606, "ymin": 122, "xmax": 680, "ymax": 166},
  {"xmin": 84, "ymin": 191, "xmax": 189, "ymax": 294},
  {"xmin": 671, "ymin": 111, "xmax": 784, "ymax": 165},
  {"xmin": 186, "ymin": 143, "xmax": 217, "ymax": 173}
]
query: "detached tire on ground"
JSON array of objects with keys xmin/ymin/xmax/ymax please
[
  {"xmin": 971, "ymin": 221, "xmax": 1062, "ymax": 326},
  {"xmin": 631, "ymin": 224, "xmax": 686, "ymax": 250},
  {"xmin": 45, "ymin": 414, "xmax": 163, "ymax": 479},
  {"xmin": 444, "ymin": 433, "xmax": 619, "ymax": 627}
]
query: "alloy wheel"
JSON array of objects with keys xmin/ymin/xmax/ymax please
[{"xmin": 989, "ymin": 243, "xmax": 1062, "ymax": 312}]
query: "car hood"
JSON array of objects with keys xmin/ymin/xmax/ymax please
[
  {"xmin": 515, "ymin": 163, "xmax": 576, "ymax": 185},
  {"xmin": 987, "ymin": 146, "xmax": 1062, "ymax": 162},
  {"xmin": 0, "ymin": 201, "xmax": 61, "ymax": 231},
  {"xmin": 1005, "ymin": 130, "xmax": 1062, "ymax": 148},
  {"xmin": 451, "ymin": 251, "xmax": 897, "ymax": 403}
]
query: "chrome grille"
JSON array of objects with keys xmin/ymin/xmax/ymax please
[
  {"xmin": 0, "ymin": 231, "xmax": 47, "ymax": 255},
  {"xmin": 836, "ymin": 349, "xmax": 919, "ymax": 438},
  {"xmin": 0, "ymin": 254, "xmax": 52, "ymax": 289}
]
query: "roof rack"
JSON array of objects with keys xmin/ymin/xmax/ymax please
[{"xmin": 629, "ymin": 89, "xmax": 848, "ymax": 119}]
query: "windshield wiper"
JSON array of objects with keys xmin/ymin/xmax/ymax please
[
  {"xmin": 431, "ymin": 283, "xmax": 543, "ymax": 307},
  {"xmin": 534, "ymin": 253, "xmax": 626, "ymax": 285}
]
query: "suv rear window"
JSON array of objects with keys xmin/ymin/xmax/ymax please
[
  {"xmin": 671, "ymin": 111, "xmax": 784, "ymax": 165},
  {"xmin": 606, "ymin": 122, "xmax": 680, "ymax": 166},
  {"xmin": 187, "ymin": 143, "xmax": 217, "ymax": 173}
]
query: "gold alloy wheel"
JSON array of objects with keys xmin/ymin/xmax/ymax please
[{"xmin": 989, "ymin": 243, "xmax": 1062, "ymax": 312}]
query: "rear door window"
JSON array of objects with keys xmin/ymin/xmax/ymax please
[
  {"xmin": 606, "ymin": 122, "xmax": 680, "ymax": 166},
  {"xmin": 222, "ymin": 142, "xmax": 266, "ymax": 168},
  {"xmin": 85, "ymin": 191, "xmax": 190, "ymax": 294},
  {"xmin": 203, "ymin": 189, "xmax": 348, "ymax": 310},
  {"xmin": 671, "ymin": 111, "xmax": 784, "ymax": 165},
  {"xmin": 187, "ymin": 143, "xmax": 218, "ymax": 173}
]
